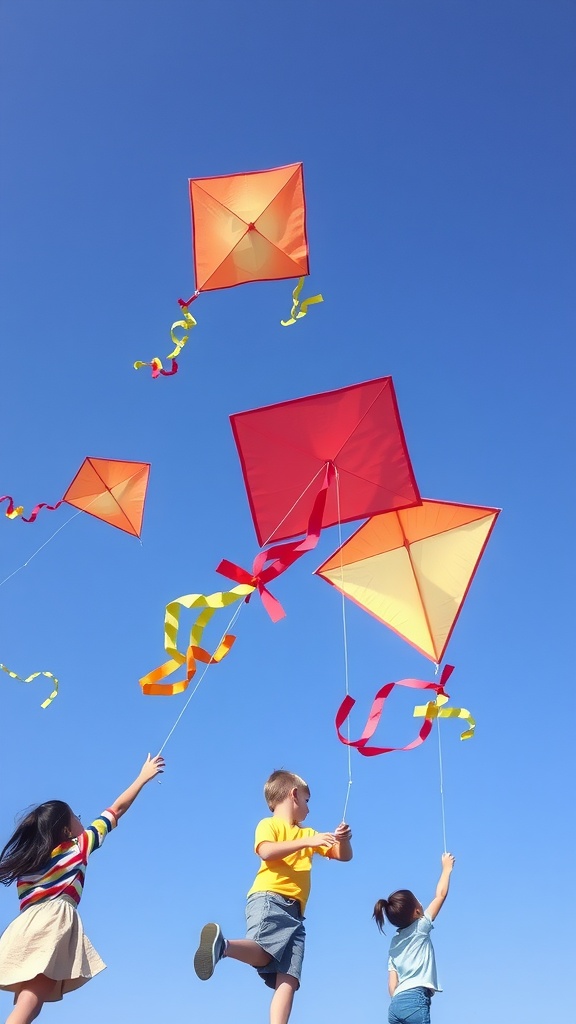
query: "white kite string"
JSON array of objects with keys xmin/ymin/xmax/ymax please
[
  {"xmin": 0, "ymin": 498, "xmax": 102, "ymax": 589},
  {"xmin": 260, "ymin": 464, "xmax": 326, "ymax": 550},
  {"xmin": 157, "ymin": 599, "xmax": 246, "ymax": 755},
  {"xmin": 156, "ymin": 468, "xmax": 327, "ymax": 755},
  {"xmin": 434, "ymin": 663, "xmax": 448, "ymax": 852},
  {"xmin": 335, "ymin": 467, "xmax": 352, "ymax": 823}
]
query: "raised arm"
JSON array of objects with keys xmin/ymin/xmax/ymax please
[
  {"xmin": 327, "ymin": 822, "xmax": 353, "ymax": 861},
  {"xmin": 425, "ymin": 852, "xmax": 455, "ymax": 921},
  {"xmin": 107, "ymin": 754, "xmax": 165, "ymax": 820}
]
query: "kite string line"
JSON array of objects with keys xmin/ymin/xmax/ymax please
[
  {"xmin": 156, "ymin": 599, "xmax": 246, "ymax": 756},
  {"xmin": 437, "ymin": 718, "xmax": 448, "ymax": 853},
  {"xmin": 335, "ymin": 467, "xmax": 352, "ymax": 824},
  {"xmin": 260, "ymin": 465, "xmax": 326, "ymax": 550},
  {"xmin": 0, "ymin": 500, "xmax": 100, "ymax": 589},
  {"xmin": 434, "ymin": 664, "xmax": 447, "ymax": 852}
]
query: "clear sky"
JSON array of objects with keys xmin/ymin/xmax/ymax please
[{"xmin": 0, "ymin": 2, "xmax": 574, "ymax": 1022}]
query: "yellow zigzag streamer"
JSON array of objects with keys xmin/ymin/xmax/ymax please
[
  {"xmin": 166, "ymin": 307, "xmax": 196, "ymax": 359},
  {"xmin": 413, "ymin": 693, "xmax": 476, "ymax": 740},
  {"xmin": 134, "ymin": 307, "xmax": 197, "ymax": 372},
  {"xmin": 281, "ymin": 277, "xmax": 324, "ymax": 326},
  {"xmin": 0, "ymin": 663, "xmax": 59, "ymax": 709},
  {"xmin": 139, "ymin": 584, "xmax": 255, "ymax": 696}
]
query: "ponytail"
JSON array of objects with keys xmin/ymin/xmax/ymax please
[
  {"xmin": 373, "ymin": 889, "xmax": 419, "ymax": 932},
  {"xmin": 373, "ymin": 898, "xmax": 388, "ymax": 932}
]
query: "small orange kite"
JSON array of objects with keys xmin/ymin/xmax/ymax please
[{"xmin": 1, "ymin": 458, "xmax": 150, "ymax": 538}]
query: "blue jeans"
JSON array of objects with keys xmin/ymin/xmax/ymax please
[{"xmin": 388, "ymin": 987, "xmax": 431, "ymax": 1024}]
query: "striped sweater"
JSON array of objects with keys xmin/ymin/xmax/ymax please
[{"xmin": 17, "ymin": 810, "xmax": 117, "ymax": 912}]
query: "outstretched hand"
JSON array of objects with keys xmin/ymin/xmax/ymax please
[
  {"xmin": 441, "ymin": 852, "xmax": 455, "ymax": 872},
  {"xmin": 334, "ymin": 822, "xmax": 352, "ymax": 841},
  {"xmin": 139, "ymin": 754, "xmax": 165, "ymax": 783}
]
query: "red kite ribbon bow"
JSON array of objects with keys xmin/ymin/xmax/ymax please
[
  {"xmin": 217, "ymin": 462, "xmax": 336, "ymax": 622},
  {"xmin": 335, "ymin": 665, "xmax": 455, "ymax": 756}
]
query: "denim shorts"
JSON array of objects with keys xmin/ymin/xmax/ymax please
[
  {"xmin": 388, "ymin": 987, "xmax": 432, "ymax": 1024},
  {"xmin": 245, "ymin": 892, "xmax": 305, "ymax": 989}
]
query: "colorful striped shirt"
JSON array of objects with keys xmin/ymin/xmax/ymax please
[{"xmin": 17, "ymin": 810, "xmax": 117, "ymax": 912}]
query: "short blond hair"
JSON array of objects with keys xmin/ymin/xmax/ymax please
[{"xmin": 264, "ymin": 769, "xmax": 309, "ymax": 811}]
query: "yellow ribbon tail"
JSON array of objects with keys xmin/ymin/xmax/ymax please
[
  {"xmin": 140, "ymin": 584, "xmax": 254, "ymax": 696},
  {"xmin": 1, "ymin": 663, "xmax": 59, "ymax": 708},
  {"xmin": 5, "ymin": 506, "xmax": 24, "ymax": 519},
  {"xmin": 166, "ymin": 307, "xmax": 197, "ymax": 360},
  {"xmin": 281, "ymin": 277, "xmax": 324, "ymax": 326},
  {"xmin": 413, "ymin": 696, "xmax": 476, "ymax": 741}
]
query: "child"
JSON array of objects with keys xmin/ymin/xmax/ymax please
[
  {"xmin": 0, "ymin": 753, "xmax": 164, "ymax": 1024},
  {"xmin": 373, "ymin": 853, "xmax": 455, "ymax": 1024},
  {"xmin": 193, "ymin": 769, "xmax": 352, "ymax": 1024}
]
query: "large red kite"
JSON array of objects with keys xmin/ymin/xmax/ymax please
[
  {"xmin": 316, "ymin": 499, "xmax": 500, "ymax": 663},
  {"xmin": 1, "ymin": 458, "xmax": 150, "ymax": 538},
  {"xmin": 230, "ymin": 377, "xmax": 421, "ymax": 547}
]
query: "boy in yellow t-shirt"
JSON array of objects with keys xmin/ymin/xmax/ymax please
[{"xmin": 193, "ymin": 769, "xmax": 352, "ymax": 1024}]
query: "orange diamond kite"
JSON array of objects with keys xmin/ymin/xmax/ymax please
[
  {"xmin": 63, "ymin": 458, "xmax": 150, "ymax": 538},
  {"xmin": 316, "ymin": 499, "xmax": 500, "ymax": 663},
  {"xmin": 189, "ymin": 162, "xmax": 309, "ymax": 293}
]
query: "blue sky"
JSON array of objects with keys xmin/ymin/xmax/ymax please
[{"xmin": 0, "ymin": 2, "xmax": 574, "ymax": 1021}]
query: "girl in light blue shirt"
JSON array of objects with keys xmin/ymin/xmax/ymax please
[{"xmin": 373, "ymin": 853, "xmax": 455, "ymax": 1024}]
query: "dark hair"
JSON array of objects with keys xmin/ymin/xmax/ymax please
[
  {"xmin": 373, "ymin": 889, "xmax": 420, "ymax": 932},
  {"xmin": 0, "ymin": 801, "xmax": 73, "ymax": 885}
]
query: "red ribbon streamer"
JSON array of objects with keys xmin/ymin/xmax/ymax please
[
  {"xmin": 177, "ymin": 291, "xmax": 200, "ymax": 309},
  {"xmin": 335, "ymin": 665, "xmax": 454, "ymax": 756},
  {"xmin": 151, "ymin": 359, "xmax": 178, "ymax": 378},
  {"xmin": 0, "ymin": 496, "xmax": 63, "ymax": 523},
  {"xmin": 217, "ymin": 462, "xmax": 336, "ymax": 621}
]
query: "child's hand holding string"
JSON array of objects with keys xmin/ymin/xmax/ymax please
[
  {"xmin": 334, "ymin": 822, "xmax": 352, "ymax": 841},
  {"xmin": 139, "ymin": 753, "xmax": 165, "ymax": 782}
]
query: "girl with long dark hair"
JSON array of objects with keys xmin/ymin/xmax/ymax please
[
  {"xmin": 0, "ymin": 754, "xmax": 164, "ymax": 1024},
  {"xmin": 373, "ymin": 853, "xmax": 455, "ymax": 1024}
]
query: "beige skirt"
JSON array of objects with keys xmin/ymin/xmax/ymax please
[{"xmin": 0, "ymin": 895, "xmax": 105, "ymax": 1001}]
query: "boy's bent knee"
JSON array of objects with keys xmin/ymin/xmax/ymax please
[{"xmin": 274, "ymin": 972, "xmax": 299, "ymax": 992}]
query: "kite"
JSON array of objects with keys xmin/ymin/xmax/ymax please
[
  {"xmin": 134, "ymin": 163, "xmax": 322, "ymax": 380},
  {"xmin": 316, "ymin": 499, "xmax": 500, "ymax": 663},
  {"xmin": 216, "ymin": 377, "xmax": 421, "ymax": 619},
  {"xmin": 1, "ymin": 458, "xmax": 150, "ymax": 538},
  {"xmin": 179, "ymin": 162, "xmax": 322, "ymax": 325},
  {"xmin": 335, "ymin": 664, "xmax": 474, "ymax": 756},
  {"xmin": 230, "ymin": 377, "xmax": 421, "ymax": 546},
  {"xmin": 0, "ymin": 663, "xmax": 59, "ymax": 709}
]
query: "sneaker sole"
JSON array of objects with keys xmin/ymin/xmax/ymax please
[{"xmin": 194, "ymin": 923, "xmax": 220, "ymax": 981}]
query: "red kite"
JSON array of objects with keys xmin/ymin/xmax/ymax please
[
  {"xmin": 1, "ymin": 458, "xmax": 150, "ymax": 538},
  {"xmin": 230, "ymin": 377, "xmax": 421, "ymax": 547},
  {"xmin": 316, "ymin": 499, "xmax": 500, "ymax": 663}
]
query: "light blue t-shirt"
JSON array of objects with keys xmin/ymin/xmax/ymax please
[{"xmin": 388, "ymin": 913, "xmax": 440, "ymax": 995}]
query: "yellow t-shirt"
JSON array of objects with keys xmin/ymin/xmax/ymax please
[{"xmin": 247, "ymin": 816, "xmax": 331, "ymax": 913}]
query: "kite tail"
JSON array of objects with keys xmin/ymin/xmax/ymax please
[
  {"xmin": 0, "ymin": 663, "xmax": 59, "ymax": 708},
  {"xmin": 0, "ymin": 496, "xmax": 24, "ymax": 519},
  {"xmin": 139, "ymin": 583, "xmax": 254, "ymax": 696},
  {"xmin": 134, "ymin": 358, "xmax": 179, "ymax": 378},
  {"xmin": 281, "ymin": 277, "xmax": 324, "ymax": 326},
  {"xmin": 217, "ymin": 462, "xmax": 336, "ymax": 620},
  {"xmin": 334, "ymin": 666, "xmax": 475, "ymax": 755},
  {"xmin": 1, "ymin": 496, "xmax": 63, "ymax": 523},
  {"xmin": 134, "ymin": 305, "xmax": 195, "ymax": 378}
]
